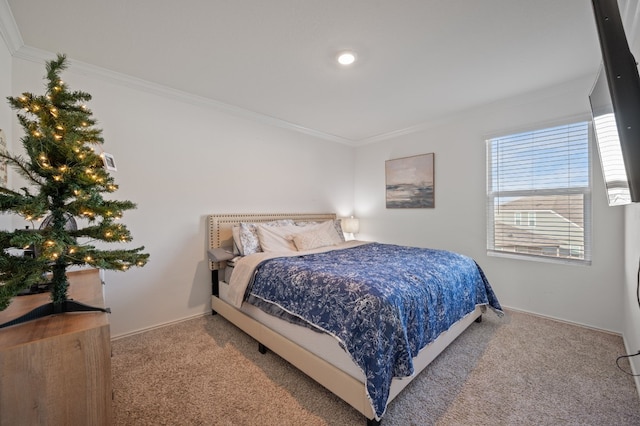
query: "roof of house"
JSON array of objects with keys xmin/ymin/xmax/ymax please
[
  {"xmin": 497, "ymin": 194, "xmax": 584, "ymax": 228},
  {"xmin": 494, "ymin": 222, "xmax": 563, "ymax": 249}
]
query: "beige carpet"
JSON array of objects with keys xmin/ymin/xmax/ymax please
[{"xmin": 111, "ymin": 309, "xmax": 640, "ymax": 425}]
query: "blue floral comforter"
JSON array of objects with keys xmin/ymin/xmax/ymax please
[{"xmin": 246, "ymin": 242, "xmax": 502, "ymax": 420}]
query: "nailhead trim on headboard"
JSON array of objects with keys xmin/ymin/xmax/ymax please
[{"xmin": 207, "ymin": 213, "xmax": 336, "ymax": 270}]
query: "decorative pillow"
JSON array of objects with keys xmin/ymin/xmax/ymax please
[
  {"xmin": 292, "ymin": 220, "xmax": 343, "ymax": 251},
  {"xmin": 295, "ymin": 219, "xmax": 345, "ymax": 242},
  {"xmin": 334, "ymin": 219, "xmax": 345, "ymax": 242},
  {"xmin": 239, "ymin": 220, "xmax": 294, "ymax": 255},
  {"xmin": 256, "ymin": 224, "xmax": 299, "ymax": 252},
  {"xmin": 293, "ymin": 228, "xmax": 336, "ymax": 251},
  {"xmin": 294, "ymin": 221, "xmax": 316, "ymax": 227}
]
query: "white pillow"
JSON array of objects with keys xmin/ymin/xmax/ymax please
[
  {"xmin": 239, "ymin": 220, "xmax": 294, "ymax": 255},
  {"xmin": 296, "ymin": 219, "xmax": 345, "ymax": 242},
  {"xmin": 256, "ymin": 224, "xmax": 299, "ymax": 252},
  {"xmin": 292, "ymin": 220, "xmax": 343, "ymax": 251}
]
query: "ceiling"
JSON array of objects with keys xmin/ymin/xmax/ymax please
[{"xmin": 5, "ymin": 0, "xmax": 606, "ymax": 145}]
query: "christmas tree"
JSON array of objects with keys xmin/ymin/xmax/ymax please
[{"xmin": 0, "ymin": 54, "xmax": 148, "ymax": 317}]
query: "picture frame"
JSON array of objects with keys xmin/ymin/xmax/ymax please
[
  {"xmin": 101, "ymin": 152, "xmax": 117, "ymax": 171},
  {"xmin": 385, "ymin": 153, "xmax": 434, "ymax": 208}
]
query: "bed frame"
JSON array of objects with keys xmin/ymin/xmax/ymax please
[{"xmin": 207, "ymin": 213, "xmax": 483, "ymax": 425}]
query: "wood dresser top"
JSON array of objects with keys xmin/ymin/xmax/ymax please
[{"xmin": 0, "ymin": 269, "xmax": 108, "ymax": 348}]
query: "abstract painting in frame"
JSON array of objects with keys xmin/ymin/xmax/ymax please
[{"xmin": 385, "ymin": 153, "xmax": 434, "ymax": 208}]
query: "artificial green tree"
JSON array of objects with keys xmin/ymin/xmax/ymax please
[{"xmin": 0, "ymin": 54, "xmax": 148, "ymax": 322}]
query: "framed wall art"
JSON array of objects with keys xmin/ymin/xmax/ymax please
[{"xmin": 385, "ymin": 153, "xmax": 434, "ymax": 208}]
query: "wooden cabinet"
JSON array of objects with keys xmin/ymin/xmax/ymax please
[{"xmin": 0, "ymin": 269, "xmax": 112, "ymax": 426}]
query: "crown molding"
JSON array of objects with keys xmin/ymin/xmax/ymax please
[
  {"xmin": 0, "ymin": 0, "xmax": 23, "ymax": 54},
  {"xmin": 11, "ymin": 45, "xmax": 357, "ymax": 146},
  {"xmin": 357, "ymin": 122, "xmax": 440, "ymax": 146}
]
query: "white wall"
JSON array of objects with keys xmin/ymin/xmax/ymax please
[
  {"xmin": 0, "ymin": 25, "xmax": 12, "ymax": 230},
  {"xmin": 10, "ymin": 57, "xmax": 355, "ymax": 337},
  {"xmin": 354, "ymin": 75, "xmax": 625, "ymax": 333},
  {"xmin": 0, "ymin": 31, "xmax": 9, "ymax": 133}
]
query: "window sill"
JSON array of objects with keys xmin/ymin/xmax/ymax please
[{"xmin": 487, "ymin": 250, "xmax": 591, "ymax": 266}]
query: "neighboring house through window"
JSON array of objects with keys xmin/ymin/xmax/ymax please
[{"xmin": 486, "ymin": 121, "xmax": 591, "ymax": 264}]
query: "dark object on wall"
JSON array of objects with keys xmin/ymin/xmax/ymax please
[{"xmin": 589, "ymin": 0, "xmax": 640, "ymax": 206}]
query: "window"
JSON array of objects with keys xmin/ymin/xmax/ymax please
[
  {"xmin": 486, "ymin": 121, "xmax": 591, "ymax": 264},
  {"xmin": 528, "ymin": 212, "xmax": 536, "ymax": 227},
  {"xmin": 514, "ymin": 212, "xmax": 522, "ymax": 226}
]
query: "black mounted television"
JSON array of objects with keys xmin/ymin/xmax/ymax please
[{"xmin": 589, "ymin": 0, "xmax": 640, "ymax": 206}]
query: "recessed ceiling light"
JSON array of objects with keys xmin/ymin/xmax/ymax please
[{"xmin": 337, "ymin": 51, "xmax": 357, "ymax": 66}]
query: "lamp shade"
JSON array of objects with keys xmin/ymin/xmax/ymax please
[{"xmin": 342, "ymin": 216, "xmax": 359, "ymax": 234}]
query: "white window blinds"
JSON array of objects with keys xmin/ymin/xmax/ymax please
[{"xmin": 486, "ymin": 122, "xmax": 591, "ymax": 264}]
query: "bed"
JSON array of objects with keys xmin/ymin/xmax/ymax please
[{"xmin": 206, "ymin": 213, "xmax": 502, "ymax": 425}]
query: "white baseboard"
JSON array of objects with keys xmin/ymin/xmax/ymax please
[
  {"xmin": 110, "ymin": 311, "xmax": 209, "ymax": 341},
  {"xmin": 501, "ymin": 305, "xmax": 621, "ymax": 336}
]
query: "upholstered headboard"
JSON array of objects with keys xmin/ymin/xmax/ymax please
[{"xmin": 207, "ymin": 213, "xmax": 337, "ymax": 270}]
